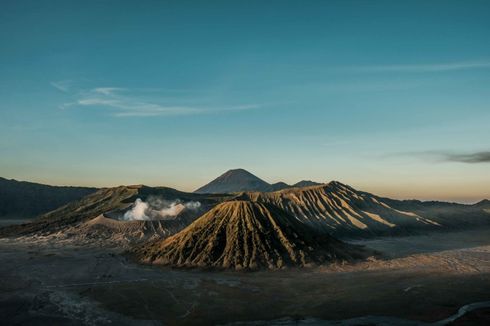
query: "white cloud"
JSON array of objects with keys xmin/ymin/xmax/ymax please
[
  {"xmin": 50, "ymin": 80, "xmax": 74, "ymax": 92},
  {"xmin": 93, "ymin": 87, "xmax": 125, "ymax": 95},
  {"xmin": 58, "ymin": 85, "xmax": 259, "ymax": 117},
  {"xmin": 77, "ymin": 98, "xmax": 120, "ymax": 106},
  {"xmin": 345, "ymin": 60, "xmax": 490, "ymax": 73},
  {"xmin": 113, "ymin": 106, "xmax": 202, "ymax": 117},
  {"xmin": 112, "ymin": 104, "xmax": 260, "ymax": 117}
]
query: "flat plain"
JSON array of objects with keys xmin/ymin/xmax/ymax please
[{"xmin": 2, "ymin": 228, "xmax": 490, "ymax": 325}]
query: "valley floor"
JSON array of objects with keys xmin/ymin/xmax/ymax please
[{"xmin": 1, "ymin": 228, "xmax": 490, "ymax": 325}]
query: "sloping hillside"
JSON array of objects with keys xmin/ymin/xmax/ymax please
[
  {"xmin": 240, "ymin": 181, "xmax": 490, "ymax": 237},
  {"xmin": 293, "ymin": 180, "xmax": 322, "ymax": 187},
  {"xmin": 133, "ymin": 200, "xmax": 368, "ymax": 270},
  {"xmin": 194, "ymin": 169, "xmax": 272, "ymax": 193},
  {"xmin": 194, "ymin": 169, "xmax": 323, "ymax": 193},
  {"xmin": 2, "ymin": 178, "xmax": 488, "ymax": 243},
  {"xmin": 0, "ymin": 177, "xmax": 97, "ymax": 219},
  {"xmin": 0, "ymin": 185, "xmax": 229, "ymax": 238},
  {"xmin": 61, "ymin": 214, "xmax": 193, "ymax": 246}
]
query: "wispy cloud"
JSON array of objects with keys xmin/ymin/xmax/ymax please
[
  {"xmin": 113, "ymin": 107, "xmax": 202, "ymax": 117},
  {"xmin": 344, "ymin": 60, "xmax": 490, "ymax": 73},
  {"xmin": 111, "ymin": 104, "xmax": 259, "ymax": 117},
  {"xmin": 93, "ymin": 87, "xmax": 126, "ymax": 96},
  {"xmin": 389, "ymin": 150, "xmax": 490, "ymax": 163},
  {"xmin": 53, "ymin": 83, "xmax": 260, "ymax": 117},
  {"xmin": 51, "ymin": 80, "xmax": 74, "ymax": 92},
  {"xmin": 440, "ymin": 151, "xmax": 490, "ymax": 163}
]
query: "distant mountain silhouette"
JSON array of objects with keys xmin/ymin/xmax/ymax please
[
  {"xmin": 269, "ymin": 182, "xmax": 291, "ymax": 191},
  {"xmin": 194, "ymin": 169, "xmax": 323, "ymax": 193},
  {"xmin": 270, "ymin": 181, "xmax": 323, "ymax": 191},
  {"xmin": 293, "ymin": 180, "xmax": 322, "ymax": 187},
  {"xmin": 473, "ymin": 199, "xmax": 490, "ymax": 208},
  {"xmin": 194, "ymin": 169, "xmax": 272, "ymax": 193},
  {"xmin": 0, "ymin": 177, "xmax": 97, "ymax": 219}
]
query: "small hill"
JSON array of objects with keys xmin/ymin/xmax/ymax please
[
  {"xmin": 473, "ymin": 199, "xmax": 490, "ymax": 208},
  {"xmin": 269, "ymin": 182, "xmax": 291, "ymax": 191},
  {"xmin": 133, "ymin": 200, "xmax": 367, "ymax": 270},
  {"xmin": 60, "ymin": 214, "xmax": 193, "ymax": 247},
  {"xmin": 194, "ymin": 169, "xmax": 271, "ymax": 194},
  {"xmin": 293, "ymin": 180, "xmax": 322, "ymax": 188},
  {"xmin": 0, "ymin": 177, "xmax": 97, "ymax": 219}
]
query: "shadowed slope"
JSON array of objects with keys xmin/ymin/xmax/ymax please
[
  {"xmin": 242, "ymin": 182, "xmax": 440, "ymax": 237},
  {"xmin": 0, "ymin": 177, "xmax": 97, "ymax": 219},
  {"xmin": 0, "ymin": 185, "xmax": 229, "ymax": 238},
  {"xmin": 194, "ymin": 168, "xmax": 271, "ymax": 193},
  {"xmin": 0, "ymin": 186, "xmax": 138, "ymax": 237},
  {"xmin": 194, "ymin": 169, "xmax": 324, "ymax": 193},
  {"xmin": 293, "ymin": 180, "xmax": 322, "ymax": 187},
  {"xmin": 63, "ymin": 214, "xmax": 191, "ymax": 246},
  {"xmin": 241, "ymin": 181, "xmax": 490, "ymax": 237},
  {"xmin": 134, "ymin": 200, "xmax": 367, "ymax": 270},
  {"xmin": 269, "ymin": 182, "xmax": 291, "ymax": 191}
]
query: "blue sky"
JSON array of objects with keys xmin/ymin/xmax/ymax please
[{"xmin": 1, "ymin": 0, "xmax": 489, "ymax": 202}]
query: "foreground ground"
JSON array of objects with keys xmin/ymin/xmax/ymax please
[{"xmin": 1, "ymin": 228, "xmax": 490, "ymax": 325}]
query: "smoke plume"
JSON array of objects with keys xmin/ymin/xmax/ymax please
[
  {"xmin": 123, "ymin": 197, "xmax": 201, "ymax": 221},
  {"xmin": 123, "ymin": 198, "xmax": 150, "ymax": 221}
]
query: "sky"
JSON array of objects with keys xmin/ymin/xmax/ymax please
[{"xmin": 1, "ymin": 0, "xmax": 489, "ymax": 203}]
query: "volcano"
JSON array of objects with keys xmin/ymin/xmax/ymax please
[
  {"xmin": 133, "ymin": 200, "xmax": 367, "ymax": 270},
  {"xmin": 194, "ymin": 168, "xmax": 272, "ymax": 194},
  {"xmin": 2, "ymin": 177, "xmax": 488, "ymax": 246},
  {"xmin": 242, "ymin": 181, "xmax": 441, "ymax": 237},
  {"xmin": 194, "ymin": 168, "xmax": 324, "ymax": 194},
  {"xmin": 0, "ymin": 185, "xmax": 229, "ymax": 239}
]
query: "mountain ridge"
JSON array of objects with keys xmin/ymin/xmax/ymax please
[
  {"xmin": 133, "ymin": 200, "xmax": 369, "ymax": 270},
  {"xmin": 194, "ymin": 169, "xmax": 323, "ymax": 193},
  {"xmin": 0, "ymin": 177, "xmax": 97, "ymax": 219},
  {"xmin": 239, "ymin": 181, "xmax": 490, "ymax": 237},
  {"xmin": 0, "ymin": 185, "xmax": 230, "ymax": 238},
  {"xmin": 1, "ymin": 177, "xmax": 488, "ymax": 241}
]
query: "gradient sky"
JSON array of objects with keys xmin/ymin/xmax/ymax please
[{"xmin": 1, "ymin": 0, "xmax": 489, "ymax": 202}]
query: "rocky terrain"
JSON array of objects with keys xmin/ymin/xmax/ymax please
[
  {"xmin": 1, "ymin": 170, "xmax": 489, "ymax": 268},
  {"xmin": 1, "ymin": 171, "xmax": 490, "ymax": 324},
  {"xmin": 0, "ymin": 184, "xmax": 230, "ymax": 246},
  {"xmin": 133, "ymin": 200, "xmax": 368, "ymax": 270},
  {"xmin": 2, "ymin": 228, "xmax": 490, "ymax": 325},
  {"xmin": 242, "ymin": 180, "xmax": 490, "ymax": 237}
]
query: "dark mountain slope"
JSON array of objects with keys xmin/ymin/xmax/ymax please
[
  {"xmin": 269, "ymin": 182, "xmax": 291, "ymax": 191},
  {"xmin": 133, "ymin": 200, "xmax": 368, "ymax": 270},
  {"xmin": 293, "ymin": 180, "xmax": 322, "ymax": 187},
  {"xmin": 240, "ymin": 181, "xmax": 490, "ymax": 237},
  {"xmin": 194, "ymin": 169, "xmax": 324, "ymax": 194},
  {"xmin": 0, "ymin": 177, "xmax": 97, "ymax": 219},
  {"xmin": 0, "ymin": 185, "xmax": 230, "ymax": 238},
  {"xmin": 194, "ymin": 169, "xmax": 272, "ymax": 193}
]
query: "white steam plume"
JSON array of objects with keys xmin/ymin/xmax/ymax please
[
  {"xmin": 122, "ymin": 197, "xmax": 201, "ymax": 221},
  {"xmin": 123, "ymin": 198, "xmax": 150, "ymax": 221}
]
